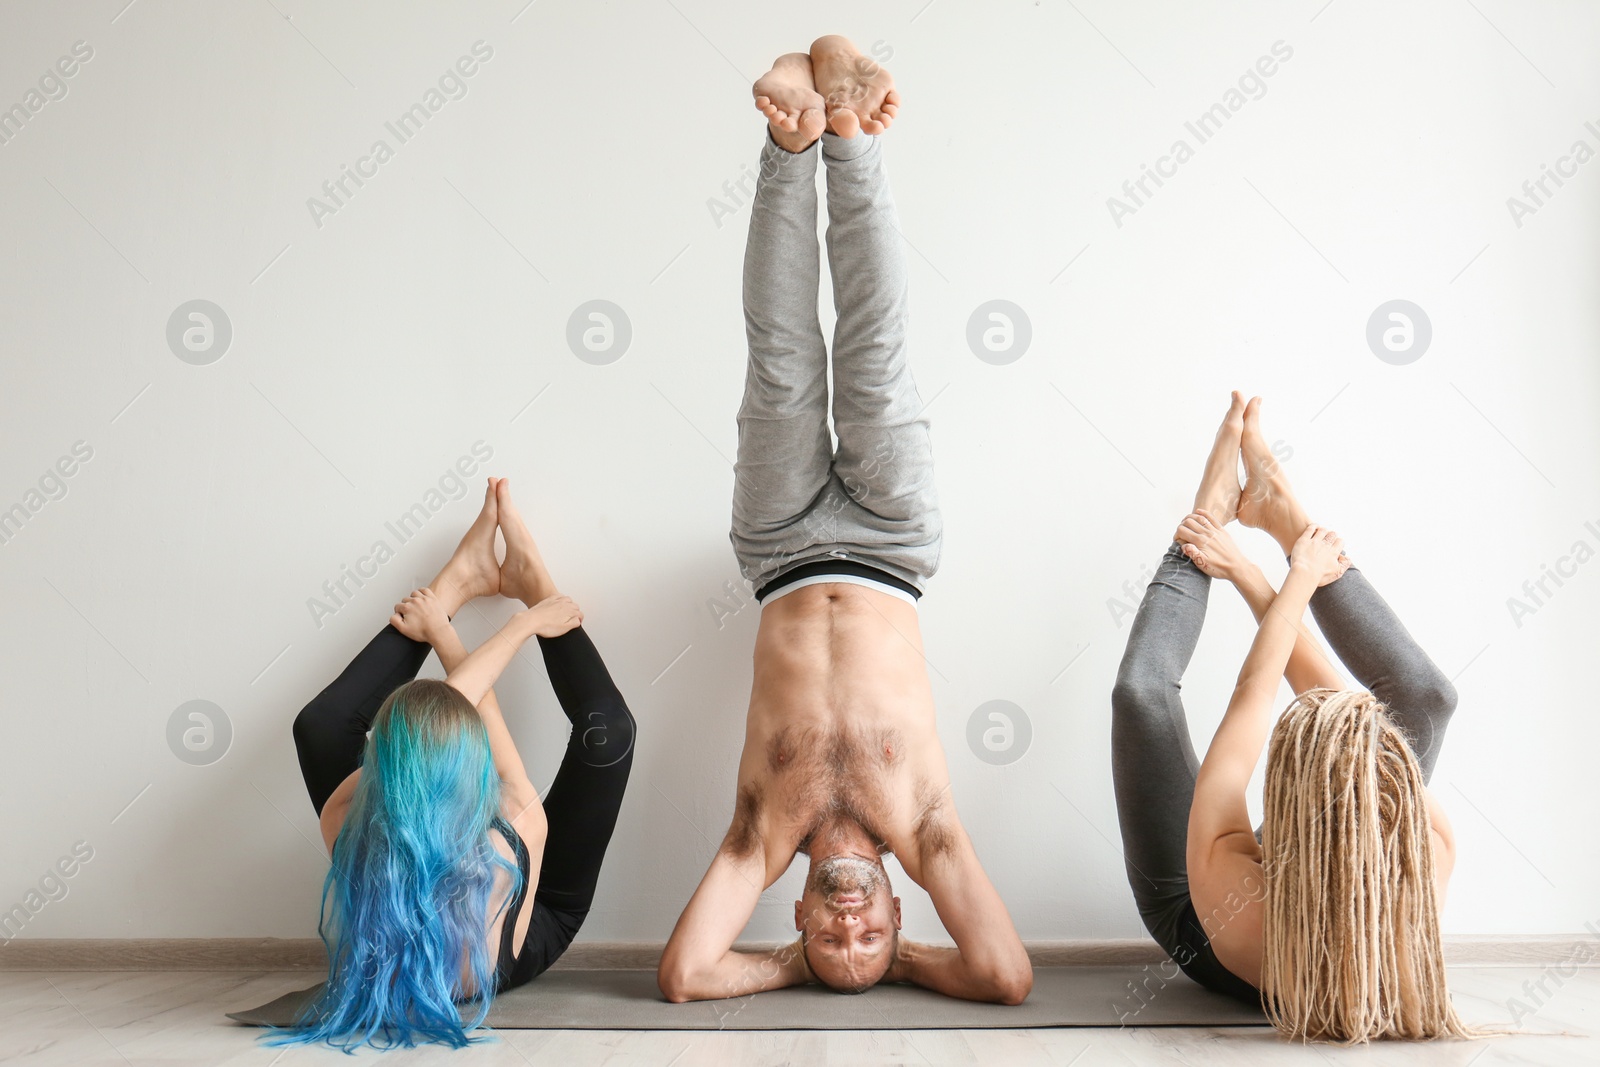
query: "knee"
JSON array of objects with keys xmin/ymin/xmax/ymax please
[
  {"xmin": 291, "ymin": 704, "xmax": 313, "ymax": 747},
  {"xmin": 573, "ymin": 697, "xmax": 635, "ymax": 766},
  {"xmin": 1397, "ymin": 670, "xmax": 1458, "ymax": 726},
  {"xmin": 1111, "ymin": 671, "xmax": 1169, "ymax": 721},
  {"xmin": 740, "ymin": 371, "xmax": 823, "ymax": 419},
  {"xmin": 291, "ymin": 700, "xmax": 332, "ymax": 757}
]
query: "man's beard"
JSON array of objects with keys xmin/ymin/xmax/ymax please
[{"xmin": 807, "ymin": 855, "xmax": 886, "ymax": 903}]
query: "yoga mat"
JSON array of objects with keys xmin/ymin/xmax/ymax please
[{"xmin": 228, "ymin": 967, "xmax": 1269, "ymax": 1030}]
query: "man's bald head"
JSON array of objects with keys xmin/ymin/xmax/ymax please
[{"xmin": 796, "ymin": 854, "xmax": 902, "ymax": 994}]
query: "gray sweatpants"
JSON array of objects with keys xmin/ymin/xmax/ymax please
[
  {"xmin": 1109, "ymin": 542, "xmax": 1460, "ymax": 1004},
  {"xmin": 729, "ymin": 131, "xmax": 942, "ymax": 594}
]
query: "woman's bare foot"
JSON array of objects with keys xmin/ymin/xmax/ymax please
[
  {"xmin": 391, "ymin": 587, "xmax": 451, "ymax": 644},
  {"xmin": 1236, "ymin": 397, "xmax": 1311, "ymax": 556},
  {"xmin": 754, "ymin": 52, "xmax": 827, "ymax": 153},
  {"xmin": 427, "ymin": 478, "xmax": 502, "ymax": 617},
  {"xmin": 496, "ymin": 479, "xmax": 558, "ymax": 608},
  {"xmin": 1175, "ymin": 510, "xmax": 1254, "ymax": 583},
  {"xmin": 1193, "ymin": 391, "xmax": 1245, "ymax": 524},
  {"xmin": 809, "ymin": 35, "xmax": 898, "ymax": 138}
]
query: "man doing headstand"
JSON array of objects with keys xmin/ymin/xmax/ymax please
[{"xmin": 658, "ymin": 36, "xmax": 1032, "ymax": 1005}]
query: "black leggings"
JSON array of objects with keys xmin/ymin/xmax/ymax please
[
  {"xmin": 1109, "ymin": 543, "xmax": 1458, "ymax": 1005},
  {"xmin": 291, "ymin": 623, "xmax": 635, "ymax": 989}
]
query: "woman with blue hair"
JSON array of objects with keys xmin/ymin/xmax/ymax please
[{"xmin": 279, "ymin": 477, "xmax": 635, "ymax": 1050}]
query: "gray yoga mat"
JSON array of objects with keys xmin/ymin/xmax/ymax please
[{"xmin": 228, "ymin": 967, "xmax": 1269, "ymax": 1030}]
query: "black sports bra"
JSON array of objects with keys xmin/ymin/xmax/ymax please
[{"xmin": 490, "ymin": 816, "xmax": 532, "ymax": 992}]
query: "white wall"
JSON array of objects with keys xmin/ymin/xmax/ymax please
[{"xmin": 2, "ymin": 1, "xmax": 1596, "ymax": 946}]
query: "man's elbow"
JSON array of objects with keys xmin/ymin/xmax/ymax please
[
  {"xmin": 656, "ymin": 966, "xmax": 691, "ymax": 1003},
  {"xmin": 993, "ymin": 975, "xmax": 1032, "ymax": 1006},
  {"xmin": 656, "ymin": 952, "xmax": 702, "ymax": 1003},
  {"xmin": 987, "ymin": 962, "xmax": 1033, "ymax": 1006},
  {"xmin": 658, "ymin": 978, "xmax": 696, "ymax": 1004}
]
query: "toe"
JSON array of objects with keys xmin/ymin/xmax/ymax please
[
  {"xmin": 830, "ymin": 108, "xmax": 861, "ymax": 138},
  {"xmin": 797, "ymin": 108, "xmax": 826, "ymax": 138}
]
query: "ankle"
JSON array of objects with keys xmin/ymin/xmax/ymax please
[
  {"xmin": 506, "ymin": 576, "xmax": 556, "ymax": 609},
  {"xmin": 430, "ymin": 563, "xmax": 481, "ymax": 614},
  {"xmin": 1194, "ymin": 497, "xmax": 1236, "ymax": 521},
  {"xmin": 1272, "ymin": 513, "xmax": 1312, "ymax": 557},
  {"xmin": 432, "ymin": 585, "xmax": 471, "ymax": 618},
  {"xmin": 765, "ymin": 128, "xmax": 820, "ymax": 159},
  {"xmin": 820, "ymin": 130, "xmax": 875, "ymax": 162}
]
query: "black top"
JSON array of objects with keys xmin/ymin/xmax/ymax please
[{"xmin": 490, "ymin": 816, "xmax": 532, "ymax": 993}]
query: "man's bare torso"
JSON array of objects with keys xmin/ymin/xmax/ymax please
[{"xmin": 730, "ymin": 582, "xmax": 955, "ymax": 885}]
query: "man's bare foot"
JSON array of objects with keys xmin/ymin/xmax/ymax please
[
  {"xmin": 809, "ymin": 35, "xmax": 898, "ymax": 138},
  {"xmin": 497, "ymin": 478, "xmax": 558, "ymax": 608},
  {"xmin": 427, "ymin": 478, "xmax": 502, "ymax": 616},
  {"xmin": 1175, "ymin": 510, "xmax": 1254, "ymax": 583},
  {"xmin": 1193, "ymin": 391, "xmax": 1245, "ymax": 524},
  {"xmin": 1236, "ymin": 397, "xmax": 1310, "ymax": 555},
  {"xmin": 754, "ymin": 52, "xmax": 827, "ymax": 153}
]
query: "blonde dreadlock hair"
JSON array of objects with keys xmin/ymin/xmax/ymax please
[{"xmin": 1260, "ymin": 688, "xmax": 1476, "ymax": 1043}]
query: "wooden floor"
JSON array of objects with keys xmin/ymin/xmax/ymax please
[{"xmin": 1, "ymin": 966, "xmax": 1593, "ymax": 1065}]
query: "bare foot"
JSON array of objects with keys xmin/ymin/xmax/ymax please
[
  {"xmin": 753, "ymin": 52, "xmax": 827, "ymax": 153},
  {"xmin": 809, "ymin": 35, "xmax": 898, "ymax": 138},
  {"xmin": 497, "ymin": 479, "xmax": 558, "ymax": 608},
  {"xmin": 1193, "ymin": 391, "xmax": 1245, "ymax": 524},
  {"xmin": 1236, "ymin": 397, "xmax": 1310, "ymax": 555},
  {"xmin": 1174, "ymin": 510, "xmax": 1253, "ymax": 583},
  {"xmin": 428, "ymin": 478, "xmax": 502, "ymax": 616}
]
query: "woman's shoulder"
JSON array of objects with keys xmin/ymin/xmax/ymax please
[{"xmin": 498, "ymin": 784, "xmax": 548, "ymax": 851}]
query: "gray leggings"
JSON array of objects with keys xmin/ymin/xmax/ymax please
[
  {"xmin": 729, "ymin": 131, "xmax": 942, "ymax": 594},
  {"xmin": 1110, "ymin": 542, "xmax": 1459, "ymax": 1004}
]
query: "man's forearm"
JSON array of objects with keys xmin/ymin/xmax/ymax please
[
  {"xmin": 891, "ymin": 940, "xmax": 1029, "ymax": 1004},
  {"xmin": 723, "ymin": 942, "xmax": 811, "ymax": 998},
  {"xmin": 663, "ymin": 943, "xmax": 810, "ymax": 1002}
]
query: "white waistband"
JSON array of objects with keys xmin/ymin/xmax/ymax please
[{"xmin": 761, "ymin": 572, "xmax": 918, "ymax": 607}]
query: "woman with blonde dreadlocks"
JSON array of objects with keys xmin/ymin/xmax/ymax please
[{"xmin": 1109, "ymin": 392, "xmax": 1476, "ymax": 1043}]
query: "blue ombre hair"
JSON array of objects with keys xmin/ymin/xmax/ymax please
[{"xmin": 268, "ymin": 678, "xmax": 521, "ymax": 1051}]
